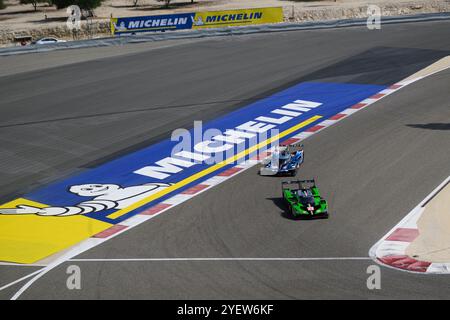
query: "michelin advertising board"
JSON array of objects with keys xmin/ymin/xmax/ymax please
[
  {"xmin": 190, "ymin": 7, "xmax": 283, "ymax": 29},
  {"xmin": 111, "ymin": 12, "xmax": 194, "ymax": 35},
  {"xmin": 111, "ymin": 7, "xmax": 283, "ymax": 35}
]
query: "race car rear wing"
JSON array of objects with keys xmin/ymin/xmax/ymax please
[
  {"xmin": 279, "ymin": 142, "xmax": 304, "ymax": 152},
  {"xmin": 282, "ymin": 179, "xmax": 316, "ymax": 190}
]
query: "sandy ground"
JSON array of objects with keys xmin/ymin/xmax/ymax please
[
  {"xmin": 406, "ymin": 181, "xmax": 450, "ymax": 263},
  {"xmin": 1, "ymin": 0, "xmax": 449, "ymax": 33},
  {"xmin": 0, "ymin": 0, "xmax": 449, "ymax": 46},
  {"xmin": 404, "ymin": 56, "xmax": 450, "ymax": 81},
  {"xmin": 404, "ymin": 57, "xmax": 450, "ymax": 263}
]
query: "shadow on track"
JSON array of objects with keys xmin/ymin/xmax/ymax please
[
  {"xmin": 407, "ymin": 123, "xmax": 450, "ymax": 130},
  {"xmin": 266, "ymin": 197, "xmax": 316, "ymax": 221},
  {"xmin": 266, "ymin": 197, "xmax": 292, "ymax": 220},
  {"xmin": 0, "ymin": 98, "xmax": 250, "ymax": 129}
]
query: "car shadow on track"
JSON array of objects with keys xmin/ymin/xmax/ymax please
[
  {"xmin": 266, "ymin": 197, "xmax": 292, "ymax": 219},
  {"xmin": 267, "ymin": 197, "xmax": 329, "ymax": 221},
  {"xmin": 266, "ymin": 197, "xmax": 305, "ymax": 221},
  {"xmin": 407, "ymin": 123, "xmax": 450, "ymax": 130}
]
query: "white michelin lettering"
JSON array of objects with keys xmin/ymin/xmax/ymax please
[
  {"xmin": 213, "ymin": 130, "xmax": 256, "ymax": 144},
  {"xmin": 212, "ymin": 129, "xmax": 255, "ymax": 144},
  {"xmin": 194, "ymin": 140, "xmax": 234, "ymax": 154},
  {"xmin": 293, "ymin": 99, "xmax": 322, "ymax": 108},
  {"xmin": 128, "ymin": 21, "xmax": 140, "ymax": 29},
  {"xmin": 255, "ymin": 115, "xmax": 292, "ymax": 125},
  {"xmin": 271, "ymin": 109, "xmax": 302, "ymax": 117},
  {"xmin": 175, "ymin": 151, "xmax": 211, "ymax": 162},
  {"xmin": 213, "ymin": 134, "xmax": 245, "ymax": 145},
  {"xmin": 236, "ymin": 121, "xmax": 276, "ymax": 133},
  {"xmin": 135, "ymin": 157, "xmax": 195, "ymax": 180},
  {"xmin": 281, "ymin": 100, "xmax": 322, "ymax": 112},
  {"xmin": 282, "ymin": 103, "xmax": 310, "ymax": 112},
  {"xmin": 225, "ymin": 129, "xmax": 256, "ymax": 139}
]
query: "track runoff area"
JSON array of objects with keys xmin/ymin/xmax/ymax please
[{"xmin": 1, "ymin": 23, "xmax": 450, "ymax": 300}]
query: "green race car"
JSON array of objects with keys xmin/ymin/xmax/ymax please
[{"xmin": 282, "ymin": 179, "xmax": 329, "ymax": 219}]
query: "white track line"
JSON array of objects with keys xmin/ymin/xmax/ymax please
[
  {"xmin": 69, "ymin": 257, "xmax": 371, "ymax": 262},
  {"xmin": 0, "ymin": 269, "xmax": 44, "ymax": 292},
  {"xmin": 0, "ymin": 263, "xmax": 47, "ymax": 267}
]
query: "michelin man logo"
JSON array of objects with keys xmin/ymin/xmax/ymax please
[
  {"xmin": 0, "ymin": 183, "xmax": 171, "ymax": 217},
  {"xmin": 113, "ymin": 21, "xmax": 127, "ymax": 32},
  {"xmin": 191, "ymin": 16, "xmax": 204, "ymax": 26}
]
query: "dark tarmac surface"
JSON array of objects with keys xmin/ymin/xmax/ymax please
[{"xmin": 1, "ymin": 20, "xmax": 450, "ymax": 299}]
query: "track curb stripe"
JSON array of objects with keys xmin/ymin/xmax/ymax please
[
  {"xmin": 181, "ymin": 184, "xmax": 210, "ymax": 195},
  {"xmin": 93, "ymin": 225, "xmax": 128, "ymax": 238},
  {"xmin": 351, "ymin": 103, "xmax": 367, "ymax": 109},
  {"xmin": 281, "ymin": 138, "xmax": 301, "ymax": 145},
  {"xmin": 371, "ymin": 93, "xmax": 386, "ymax": 99},
  {"xmin": 328, "ymin": 113, "xmax": 347, "ymax": 121},
  {"xmin": 217, "ymin": 167, "xmax": 244, "ymax": 177},
  {"xmin": 140, "ymin": 203, "xmax": 173, "ymax": 216},
  {"xmin": 305, "ymin": 125, "xmax": 325, "ymax": 133},
  {"xmin": 370, "ymin": 175, "xmax": 450, "ymax": 274},
  {"xmin": 385, "ymin": 228, "xmax": 419, "ymax": 242}
]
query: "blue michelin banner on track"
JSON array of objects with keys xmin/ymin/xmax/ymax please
[
  {"xmin": 0, "ymin": 82, "xmax": 385, "ymax": 225},
  {"xmin": 111, "ymin": 13, "xmax": 195, "ymax": 35}
]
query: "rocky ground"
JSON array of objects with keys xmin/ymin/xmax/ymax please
[{"xmin": 0, "ymin": 0, "xmax": 449, "ymax": 46}]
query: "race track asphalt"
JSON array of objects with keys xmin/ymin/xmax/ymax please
[{"xmin": 1, "ymin": 20, "xmax": 450, "ymax": 299}]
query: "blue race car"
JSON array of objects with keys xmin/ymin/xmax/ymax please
[{"xmin": 259, "ymin": 144, "xmax": 304, "ymax": 176}]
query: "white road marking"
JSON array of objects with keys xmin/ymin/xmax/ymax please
[
  {"xmin": 69, "ymin": 257, "xmax": 371, "ymax": 262},
  {"xmin": 0, "ymin": 256, "xmax": 370, "ymax": 296},
  {"xmin": 0, "ymin": 269, "xmax": 44, "ymax": 292},
  {"xmin": 0, "ymin": 263, "xmax": 46, "ymax": 267}
]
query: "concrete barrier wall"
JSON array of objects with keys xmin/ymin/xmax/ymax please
[
  {"xmin": 2, "ymin": 1, "xmax": 450, "ymax": 46},
  {"xmin": 2, "ymin": 12, "xmax": 450, "ymax": 56}
]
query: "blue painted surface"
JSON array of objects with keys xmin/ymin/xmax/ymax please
[
  {"xmin": 113, "ymin": 13, "xmax": 195, "ymax": 35},
  {"xmin": 26, "ymin": 82, "xmax": 386, "ymax": 223}
]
